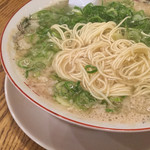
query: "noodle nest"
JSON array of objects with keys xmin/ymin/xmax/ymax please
[{"xmin": 48, "ymin": 20, "xmax": 150, "ymax": 104}]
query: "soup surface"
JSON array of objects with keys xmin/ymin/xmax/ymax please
[{"xmin": 13, "ymin": 0, "xmax": 150, "ymax": 125}]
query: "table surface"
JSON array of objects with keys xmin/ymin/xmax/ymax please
[{"xmin": 0, "ymin": 0, "xmax": 44, "ymax": 149}]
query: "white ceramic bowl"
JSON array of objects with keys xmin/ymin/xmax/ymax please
[{"xmin": 1, "ymin": 0, "xmax": 150, "ymax": 132}]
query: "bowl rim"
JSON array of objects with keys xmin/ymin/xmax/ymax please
[{"xmin": 1, "ymin": 0, "xmax": 150, "ymax": 133}]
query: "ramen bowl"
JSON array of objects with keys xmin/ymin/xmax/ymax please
[{"xmin": 1, "ymin": 0, "xmax": 150, "ymax": 132}]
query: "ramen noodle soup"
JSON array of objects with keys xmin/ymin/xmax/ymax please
[{"xmin": 13, "ymin": 0, "xmax": 150, "ymax": 126}]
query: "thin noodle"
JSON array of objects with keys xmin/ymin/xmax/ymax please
[{"xmin": 49, "ymin": 20, "xmax": 150, "ymax": 104}]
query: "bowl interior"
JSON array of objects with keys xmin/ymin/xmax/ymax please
[{"xmin": 1, "ymin": 0, "xmax": 150, "ymax": 132}]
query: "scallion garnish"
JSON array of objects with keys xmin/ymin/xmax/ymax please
[{"xmin": 85, "ymin": 65, "xmax": 98, "ymax": 73}]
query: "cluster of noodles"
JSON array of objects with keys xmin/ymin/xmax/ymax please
[{"xmin": 48, "ymin": 19, "xmax": 150, "ymax": 104}]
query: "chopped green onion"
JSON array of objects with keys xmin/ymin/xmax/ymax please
[
  {"xmin": 85, "ymin": 65, "xmax": 98, "ymax": 73},
  {"xmin": 51, "ymin": 29, "xmax": 61, "ymax": 39},
  {"xmin": 33, "ymin": 62, "xmax": 46, "ymax": 70},
  {"xmin": 25, "ymin": 70, "xmax": 29, "ymax": 78},
  {"xmin": 72, "ymin": 6, "xmax": 82, "ymax": 15},
  {"xmin": 54, "ymin": 80, "xmax": 97, "ymax": 109},
  {"xmin": 101, "ymin": 100, "xmax": 108, "ymax": 105},
  {"xmin": 18, "ymin": 58, "xmax": 32, "ymax": 69},
  {"xmin": 110, "ymin": 97, "xmax": 123, "ymax": 102},
  {"xmin": 106, "ymin": 108, "xmax": 114, "ymax": 112}
]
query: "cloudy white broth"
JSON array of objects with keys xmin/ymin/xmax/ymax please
[{"xmin": 13, "ymin": 0, "xmax": 150, "ymax": 125}]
